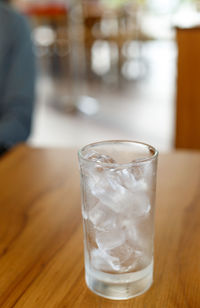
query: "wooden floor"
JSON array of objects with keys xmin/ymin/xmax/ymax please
[{"xmin": 29, "ymin": 41, "xmax": 176, "ymax": 152}]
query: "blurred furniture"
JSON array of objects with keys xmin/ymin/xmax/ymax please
[
  {"xmin": 24, "ymin": 3, "xmax": 72, "ymax": 87},
  {"xmin": 25, "ymin": 3, "xmax": 68, "ymax": 27},
  {"xmin": 82, "ymin": 0, "xmax": 143, "ymax": 78},
  {"xmin": 0, "ymin": 145, "xmax": 200, "ymax": 306},
  {"xmin": 175, "ymin": 25, "xmax": 200, "ymax": 149},
  {"xmin": 82, "ymin": 0, "xmax": 103, "ymax": 73}
]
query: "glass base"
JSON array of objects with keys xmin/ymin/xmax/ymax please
[{"xmin": 85, "ymin": 262, "xmax": 153, "ymax": 300}]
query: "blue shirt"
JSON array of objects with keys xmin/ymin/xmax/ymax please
[{"xmin": 0, "ymin": 2, "xmax": 36, "ymax": 148}]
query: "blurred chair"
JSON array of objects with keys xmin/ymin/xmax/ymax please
[
  {"xmin": 82, "ymin": 0, "xmax": 103, "ymax": 75},
  {"xmin": 24, "ymin": 2, "xmax": 69, "ymax": 78},
  {"xmin": 175, "ymin": 26, "xmax": 200, "ymax": 150},
  {"xmin": 82, "ymin": 0, "xmax": 143, "ymax": 80},
  {"xmin": 25, "ymin": 3, "xmax": 68, "ymax": 28}
]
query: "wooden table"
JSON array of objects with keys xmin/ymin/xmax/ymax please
[{"xmin": 0, "ymin": 145, "xmax": 199, "ymax": 307}]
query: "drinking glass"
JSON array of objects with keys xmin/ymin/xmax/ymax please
[{"xmin": 78, "ymin": 140, "xmax": 158, "ymax": 300}]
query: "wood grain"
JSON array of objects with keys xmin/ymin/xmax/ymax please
[
  {"xmin": 175, "ymin": 26, "xmax": 200, "ymax": 149},
  {"xmin": 0, "ymin": 145, "xmax": 200, "ymax": 307}
]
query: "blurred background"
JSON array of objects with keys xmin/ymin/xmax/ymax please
[{"xmin": 10, "ymin": 0, "xmax": 200, "ymax": 150}]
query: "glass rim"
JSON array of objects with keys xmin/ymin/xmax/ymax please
[{"xmin": 78, "ymin": 140, "xmax": 159, "ymax": 168}]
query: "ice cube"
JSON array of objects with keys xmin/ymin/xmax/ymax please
[
  {"xmin": 89, "ymin": 171, "xmax": 133, "ymax": 213},
  {"xmin": 88, "ymin": 202, "xmax": 117, "ymax": 231},
  {"xmin": 120, "ymin": 217, "xmax": 153, "ymax": 269},
  {"xmin": 125, "ymin": 249, "xmax": 144, "ymax": 272},
  {"xmin": 142, "ymin": 162, "xmax": 156, "ymax": 179},
  {"xmin": 91, "ymin": 248, "xmax": 118, "ymax": 272},
  {"xmin": 132, "ymin": 162, "xmax": 155, "ymax": 184},
  {"xmin": 121, "ymin": 219, "xmax": 138, "ymax": 241},
  {"xmin": 85, "ymin": 150, "xmax": 116, "ymax": 164},
  {"xmin": 130, "ymin": 192, "xmax": 151, "ymax": 216},
  {"xmin": 109, "ymin": 245, "xmax": 142, "ymax": 272},
  {"xmin": 130, "ymin": 178, "xmax": 147, "ymax": 192},
  {"xmin": 91, "ymin": 177, "xmax": 150, "ymax": 215},
  {"xmin": 109, "ymin": 243, "xmax": 133, "ymax": 264},
  {"xmin": 96, "ymin": 228, "xmax": 125, "ymax": 251},
  {"xmin": 116, "ymin": 168, "xmax": 147, "ymax": 192},
  {"xmin": 96, "ymin": 186, "xmax": 133, "ymax": 213},
  {"xmin": 82, "ymin": 186, "xmax": 98, "ymax": 219},
  {"xmin": 92, "ymin": 225, "xmax": 147, "ymax": 273},
  {"xmin": 91, "ymin": 248, "xmax": 122, "ymax": 272},
  {"xmin": 84, "ymin": 150, "xmax": 101, "ymax": 161},
  {"xmin": 97, "ymin": 154, "xmax": 116, "ymax": 164},
  {"xmin": 86, "ymin": 161, "xmax": 150, "ymax": 215},
  {"xmin": 86, "ymin": 152, "xmax": 116, "ymax": 182},
  {"xmin": 122, "ymin": 219, "xmax": 143, "ymax": 249},
  {"xmin": 89, "ymin": 204, "xmax": 104, "ymax": 225},
  {"xmin": 94, "ymin": 241, "xmax": 143, "ymax": 273}
]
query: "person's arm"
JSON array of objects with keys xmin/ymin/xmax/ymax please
[{"xmin": 0, "ymin": 13, "xmax": 36, "ymax": 150}]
